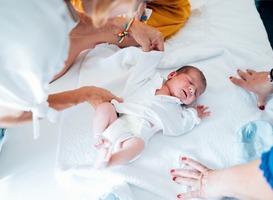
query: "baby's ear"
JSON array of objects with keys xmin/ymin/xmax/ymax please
[{"xmin": 167, "ymin": 71, "xmax": 177, "ymax": 79}]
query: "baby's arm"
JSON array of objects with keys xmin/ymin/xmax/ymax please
[
  {"xmin": 193, "ymin": 104, "xmax": 210, "ymax": 119},
  {"xmin": 165, "ymin": 105, "xmax": 210, "ymax": 136}
]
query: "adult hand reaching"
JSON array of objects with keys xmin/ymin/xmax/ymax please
[
  {"xmin": 171, "ymin": 156, "xmax": 273, "ymax": 200},
  {"xmin": 134, "ymin": 2, "xmax": 147, "ymax": 21},
  {"xmin": 130, "ymin": 20, "xmax": 164, "ymax": 52},
  {"xmin": 48, "ymin": 86, "xmax": 122, "ymax": 111},
  {"xmin": 80, "ymin": 86, "xmax": 123, "ymax": 109},
  {"xmin": 230, "ymin": 69, "xmax": 273, "ymax": 110},
  {"xmin": 170, "ymin": 157, "xmax": 223, "ymax": 199}
]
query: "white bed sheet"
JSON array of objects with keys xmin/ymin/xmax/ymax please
[{"xmin": 55, "ymin": 0, "xmax": 273, "ymax": 200}]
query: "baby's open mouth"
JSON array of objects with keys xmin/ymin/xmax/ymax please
[{"xmin": 183, "ymin": 89, "xmax": 187, "ymax": 97}]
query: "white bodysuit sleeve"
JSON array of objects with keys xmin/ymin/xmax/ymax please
[{"xmin": 163, "ymin": 107, "xmax": 201, "ymax": 136}]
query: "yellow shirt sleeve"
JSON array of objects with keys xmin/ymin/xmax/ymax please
[{"xmin": 147, "ymin": 0, "xmax": 191, "ymax": 40}]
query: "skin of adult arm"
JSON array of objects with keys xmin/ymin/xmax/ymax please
[
  {"xmin": 52, "ymin": 13, "xmax": 164, "ymax": 82},
  {"xmin": 171, "ymin": 158, "xmax": 273, "ymax": 200},
  {"xmin": 0, "ymin": 86, "xmax": 122, "ymax": 127}
]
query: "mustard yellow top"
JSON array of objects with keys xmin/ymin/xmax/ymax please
[
  {"xmin": 147, "ymin": 0, "xmax": 191, "ymax": 40},
  {"xmin": 70, "ymin": 0, "xmax": 191, "ymax": 40},
  {"xmin": 70, "ymin": 0, "xmax": 83, "ymax": 10}
]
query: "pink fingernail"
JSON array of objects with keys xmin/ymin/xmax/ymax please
[
  {"xmin": 182, "ymin": 157, "xmax": 187, "ymax": 161},
  {"xmin": 229, "ymin": 76, "xmax": 232, "ymax": 79},
  {"xmin": 177, "ymin": 194, "xmax": 182, "ymax": 198},
  {"xmin": 173, "ymin": 177, "xmax": 177, "ymax": 181},
  {"xmin": 170, "ymin": 169, "xmax": 175, "ymax": 173},
  {"xmin": 259, "ymin": 105, "xmax": 265, "ymax": 110}
]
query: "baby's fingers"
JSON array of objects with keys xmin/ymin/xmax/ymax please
[
  {"xmin": 202, "ymin": 111, "xmax": 211, "ymax": 117},
  {"xmin": 202, "ymin": 106, "xmax": 209, "ymax": 111}
]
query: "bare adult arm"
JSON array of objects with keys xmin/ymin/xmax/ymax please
[
  {"xmin": 48, "ymin": 86, "xmax": 122, "ymax": 110},
  {"xmin": 0, "ymin": 86, "xmax": 122, "ymax": 127},
  {"xmin": 52, "ymin": 13, "xmax": 164, "ymax": 82},
  {"xmin": 230, "ymin": 69, "xmax": 273, "ymax": 110},
  {"xmin": 0, "ymin": 106, "xmax": 32, "ymax": 127},
  {"xmin": 171, "ymin": 157, "xmax": 273, "ymax": 200}
]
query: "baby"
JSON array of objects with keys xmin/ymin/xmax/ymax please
[{"xmin": 92, "ymin": 65, "xmax": 210, "ymax": 169}]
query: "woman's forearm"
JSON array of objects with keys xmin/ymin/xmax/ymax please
[
  {"xmin": 0, "ymin": 86, "xmax": 121, "ymax": 127},
  {"xmin": 48, "ymin": 88, "xmax": 85, "ymax": 111},
  {"xmin": 48, "ymin": 86, "xmax": 122, "ymax": 111},
  {"xmin": 220, "ymin": 160, "xmax": 273, "ymax": 200},
  {"xmin": 0, "ymin": 106, "xmax": 32, "ymax": 127}
]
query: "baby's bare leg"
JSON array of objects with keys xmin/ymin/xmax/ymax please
[
  {"xmin": 107, "ymin": 137, "xmax": 145, "ymax": 168},
  {"xmin": 92, "ymin": 102, "xmax": 117, "ymax": 148},
  {"xmin": 93, "ymin": 102, "xmax": 117, "ymax": 134},
  {"xmin": 93, "ymin": 137, "xmax": 145, "ymax": 169}
]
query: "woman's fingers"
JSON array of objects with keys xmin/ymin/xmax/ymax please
[
  {"xmin": 177, "ymin": 190, "xmax": 201, "ymax": 199},
  {"xmin": 172, "ymin": 168, "xmax": 200, "ymax": 179},
  {"xmin": 246, "ymin": 69, "xmax": 257, "ymax": 75},
  {"xmin": 237, "ymin": 69, "xmax": 249, "ymax": 80},
  {"xmin": 175, "ymin": 177, "xmax": 200, "ymax": 189},
  {"xmin": 182, "ymin": 157, "xmax": 209, "ymax": 173}
]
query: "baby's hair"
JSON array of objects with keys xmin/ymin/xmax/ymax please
[{"xmin": 176, "ymin": 65, "xmax": 207, "ymax": 88}]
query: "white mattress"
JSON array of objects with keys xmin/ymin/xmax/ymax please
[{"xmin": 55, "ymin": 0, "xmax": 273, "ymax": 200}]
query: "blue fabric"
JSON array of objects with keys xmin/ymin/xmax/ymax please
[
  {"xmin": 100, "ymin": 193, "xmax": 120, "ymax": 200},
  {"xmin": 260, "ymin": 146, "xmax": 273, "ymax": 189},
  {"xmin": 0, "ymin": 128, "xmax": 6, "ymax": 151},
  {"xmin": 237, "ymin": 121, "xmax": 273, "ymax": 188},
  {"xmin": 237, "ymin": 120, "xmax": 273, "ymax": 161}
]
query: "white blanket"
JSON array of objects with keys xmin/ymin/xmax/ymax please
[{"xmin": 55, "ymin": 0, "xmax": 273, "ymax": 199}]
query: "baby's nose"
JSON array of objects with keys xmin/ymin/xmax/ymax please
[{"xmin": 189, "ymin": 86, "xmax": 195, "ymax": 94}]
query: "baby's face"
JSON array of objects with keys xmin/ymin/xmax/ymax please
[{"xmin": 166, "ymin": 69, "xmax": 206, "ymax": 105}]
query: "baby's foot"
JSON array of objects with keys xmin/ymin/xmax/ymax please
[
  {"xmin": 93, "ymin": 141, "xmax": 112, "ymax": 169},
  {"xmin": 94, "ymin": 138, "xmax": 104, "ymax": 149}
]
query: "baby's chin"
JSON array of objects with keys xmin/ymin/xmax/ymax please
[{"xmin": 182, "ymin": 100, "xmax": 194, "ymax": 105}]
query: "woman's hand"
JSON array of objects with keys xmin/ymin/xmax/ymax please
[
  {"xmin": 134, "ymin": 2, "xmax": 147, "ymax": 21},
  {"xmin": 230, "ymin": 69, "xmax": 273, "ymax": 110},
  {"xmin": 78, "ymin": 86, "xmax": 123, "ymax": 109},
  {"xmin": 170, "ymin": 157, "xmax": 224, "ymax": 199},
  {"xmin": 130, "ymin": 20, "xmax": 164, "ymax": 52}
]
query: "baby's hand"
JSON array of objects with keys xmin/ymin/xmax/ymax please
[{"xmin": 193, "ymin": 104, "xmax": 210, "ymax": 119}]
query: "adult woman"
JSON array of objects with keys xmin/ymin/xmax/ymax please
[{"xmin": 170, "ymin": 69, "xmax": 273, "ymax": 199}]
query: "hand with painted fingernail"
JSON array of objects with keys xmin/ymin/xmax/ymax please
[
  {"xmin": 230, "ymin": 69, "xmax": 273, "ymax": 110},
  {"xmin": 170, "ymin": 157, "xmax": 225, "ymax": 199}
]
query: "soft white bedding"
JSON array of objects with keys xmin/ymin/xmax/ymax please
[{"xmin": 55, "ymin": 0, "xmax": 273, "ymax": 199}]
